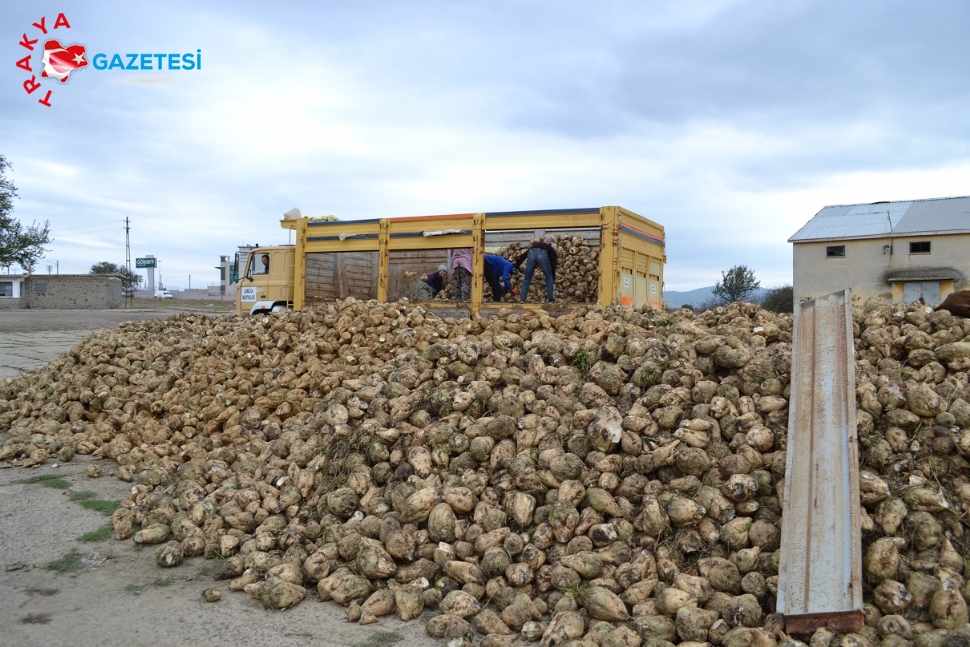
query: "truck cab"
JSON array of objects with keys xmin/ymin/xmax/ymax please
[{"xmin": 235, "ymin": 246, "xmax": 295, "ymax": 315}]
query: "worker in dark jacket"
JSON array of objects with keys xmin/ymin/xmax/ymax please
[
  {"xmin": 427, "ymin": 264, "xmax": 448, "ymax": 296},
  {"xmin": 483, "ymin": 254, "xmax": 518, "ymax": 301},
  {"xmin": 515, "ymin": 239, "xmax": 558, "ymax": 302}
]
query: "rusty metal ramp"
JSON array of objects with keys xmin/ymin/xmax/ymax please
[{"xmin": 778, "ymin": 289, "xmax": 863, "ymax": 633}]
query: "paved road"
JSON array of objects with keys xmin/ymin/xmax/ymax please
[{"xmin": 0, "ymin": 306, "xmax": 232, "ymax": 380}]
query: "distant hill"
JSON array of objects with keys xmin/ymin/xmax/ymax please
[{"xmin": 663, "ymin": 286, "xmax": 768, "ymax": 309}]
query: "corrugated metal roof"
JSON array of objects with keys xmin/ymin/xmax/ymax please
[
  {"xmin": 893, "ymin": 197, "xmax": 970, "ymax": 234},
  {"xmin": 789, "ymin": 196, "xmax": 970, "ymax": 243}
]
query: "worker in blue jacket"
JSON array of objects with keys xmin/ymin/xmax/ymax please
[{"xmin": 483, "ymin": 254, "xmax": 518, "ymax": 301}]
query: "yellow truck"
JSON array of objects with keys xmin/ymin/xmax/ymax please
[{"xmin": 235, "ymin": 206, "xmax": 665, "ymax": 316}]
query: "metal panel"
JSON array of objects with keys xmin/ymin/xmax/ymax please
[
  {"xmin": 903, "ymin": 282, "xmax": 921, "ymax": 304},
  {"xmin": 617, "ymin": 206, "xmax": 665, "ymax": 241},
  {"xmin": 790, "ymin": 196, "xmax": 970, "ymax": 242},
  {"xmin": 485, "ymin": 208, "xmax": 600, "ymax": 217},
  {"xmin": 893, "ymin": 196, "xmax": 970, "ymax": 234},
  {"xmin": 620, "ymin": 224, "xmax": 665, "ymax": 246},
  {"xmin": 778, "ymin": 289, "xmax": 863, "ymax": 633},
  {"xmin": 902, "ymin": 281, "xmax": 941, "ymax": 306},
  {"xmin": 482, "ymin": 212, "xmax": 604, "ymax": 230},
  {"xmin": 788, "ymin": 204, "xmax": 902, "ymax": 242}
]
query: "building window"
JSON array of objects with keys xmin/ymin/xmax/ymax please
[
  {"xmin": 826, "ymin": 245, "xmax": 846, "ymax": 258},
  {"xmin": 910, "ymin": 241, "xmax": 931, "ymax": 254},
  {"xmin": 34, "ymin": 281, "xmax": 47, "ymax": 294},
  {"xmin": 0, "ymin": 281, "xmax": 11, "ymax": 297}
]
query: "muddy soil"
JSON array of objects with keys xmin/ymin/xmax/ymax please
[{"xmin": 0, "ymin": 458, "xmax": 436, "ymax": 647}]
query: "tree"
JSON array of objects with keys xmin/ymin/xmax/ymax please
[
  {"xmin": 0, "ymin": 154, "xmax": 50, "ymax": 271},
  {"xmin": 90, "ymin": 261, "xmax": 142, "ymax": 292},
  {"xmin": 696, "ymin": 298, "xmax": 722, "ymax": 313},
  {"xmin": 713, "ymin": 264, "xmax": 761, "ymax": 304},
  {"xmin": 761, "ymin": 284, "xmax": 794, "ymax": 313}
]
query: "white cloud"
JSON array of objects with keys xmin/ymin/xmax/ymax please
[{"xmin": 1, "ymin": 0, "xmax": 968, "ymax": 294}]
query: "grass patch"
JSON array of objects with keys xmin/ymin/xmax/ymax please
[
  {"xmin": 572, "ymin": 350, "xmax": 594, "ymax": 372},
  {"xmin": 79, "ymin": 526, "xmax": 112, "ymax": 542},
  {"xmin": 24, "ymin": 587, "xmax": 58, "ymax": 596},
  {"xmin": 125, "ymin": 583, "xmax": 145, "ymax": 593},
  {"xmin": 152, "ymin": 577, "xmax": 174, "ymax": 587},
  {"xmin": 15, "ymin": 479, "xmax": 120, "ymax": 516},
  {"xmin": 16, "ymin": 474, "xmax": 70, "ymax": 489},
  {"xmin": 19, "ymin": 613, "xmax": 52, "ymax": 625},
  {"xmin": 45, "ymin": 551, "xmax": 83, "ymax": 574},
  {"xmin": 68, "ymin": 492, "xmax": 120, "ymax": 515}
]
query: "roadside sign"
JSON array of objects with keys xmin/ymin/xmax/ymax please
[{"xmin": 136, "ymin": 257, "xmax": 156, "ymax": 268}]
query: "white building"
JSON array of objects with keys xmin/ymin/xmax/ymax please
[
  {"xmin": 789, "ymin": 196, "xmax": 970, "ymax": 306},
  {"xmin": 0, "ymin": 273, "xmax": 26, "ymax": 299}
]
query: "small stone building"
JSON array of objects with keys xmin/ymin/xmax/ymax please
[
  {"xmin": 5, "ymin": 275, "xmax": 124, "ymax": 309},
  {"xmin": 789, "ymin": 196, "xmax": 970, "ymax": 306}
]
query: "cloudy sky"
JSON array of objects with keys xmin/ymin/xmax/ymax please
[{"xmin": 2, "ymin": 0, "xmax": 968, "ymax": 292}]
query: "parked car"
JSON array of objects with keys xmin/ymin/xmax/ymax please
[{"xmin": 154, "ymin": 290, "xmax": 174, "ymax": 299}]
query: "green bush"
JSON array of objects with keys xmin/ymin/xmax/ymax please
[{"xmin": 761, "ymin": 285, "xmax": 794, "ymax": 313}]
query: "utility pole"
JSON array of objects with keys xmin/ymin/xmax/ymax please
[
  {"xmin": 189, "ymin": 275, "xmax": 191, "ymax": 289},
  {"xmin": 124, "ymin": 217, "xmax": 132, "ymax": 308},
  {"xmin": 55, "ymin": 261, "xmax": 59, "ymax": 274}
]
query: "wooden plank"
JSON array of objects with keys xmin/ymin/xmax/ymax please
[
  {"xmin": 335, "ymin": 254, "xmax": 347, "ymax": 298},
  {"xmin": 778, "ymin": 289, "xmax": 863, "ymax": 633},
  {"xmin": 305, "ymin": 253, "xmax": 336, "ymax": 303}
]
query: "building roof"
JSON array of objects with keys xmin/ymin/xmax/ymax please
[
  {"xmin": 885, "ymin": 267, "xmax": 964, "ymax": 282},
  {"xmin": 789, "ymin": 196, "xmax": 970, "ymax": 243}
]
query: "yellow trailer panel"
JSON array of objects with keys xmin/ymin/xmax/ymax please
[{"xmin": 237, "ymin": 206, "xmax": 664, "ymax": 315}]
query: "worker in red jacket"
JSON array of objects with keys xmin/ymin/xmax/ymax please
[{"xmin": 515, "ymin": 239, "xmax": 558, "ymax": 302}]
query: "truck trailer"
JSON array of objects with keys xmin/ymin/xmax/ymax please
[{"xmin": 235, "ymin": 206, "xmax": 665, "ymax": 316}]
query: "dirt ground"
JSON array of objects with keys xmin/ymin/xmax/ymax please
[{"xmin": 0, "ymin": 306, "xmax": 440, "ymax": 647}]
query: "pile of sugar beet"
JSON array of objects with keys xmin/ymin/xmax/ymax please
[{"xmin": 3, "ymin": 296, "xmax": 970, "ymax": 647}]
